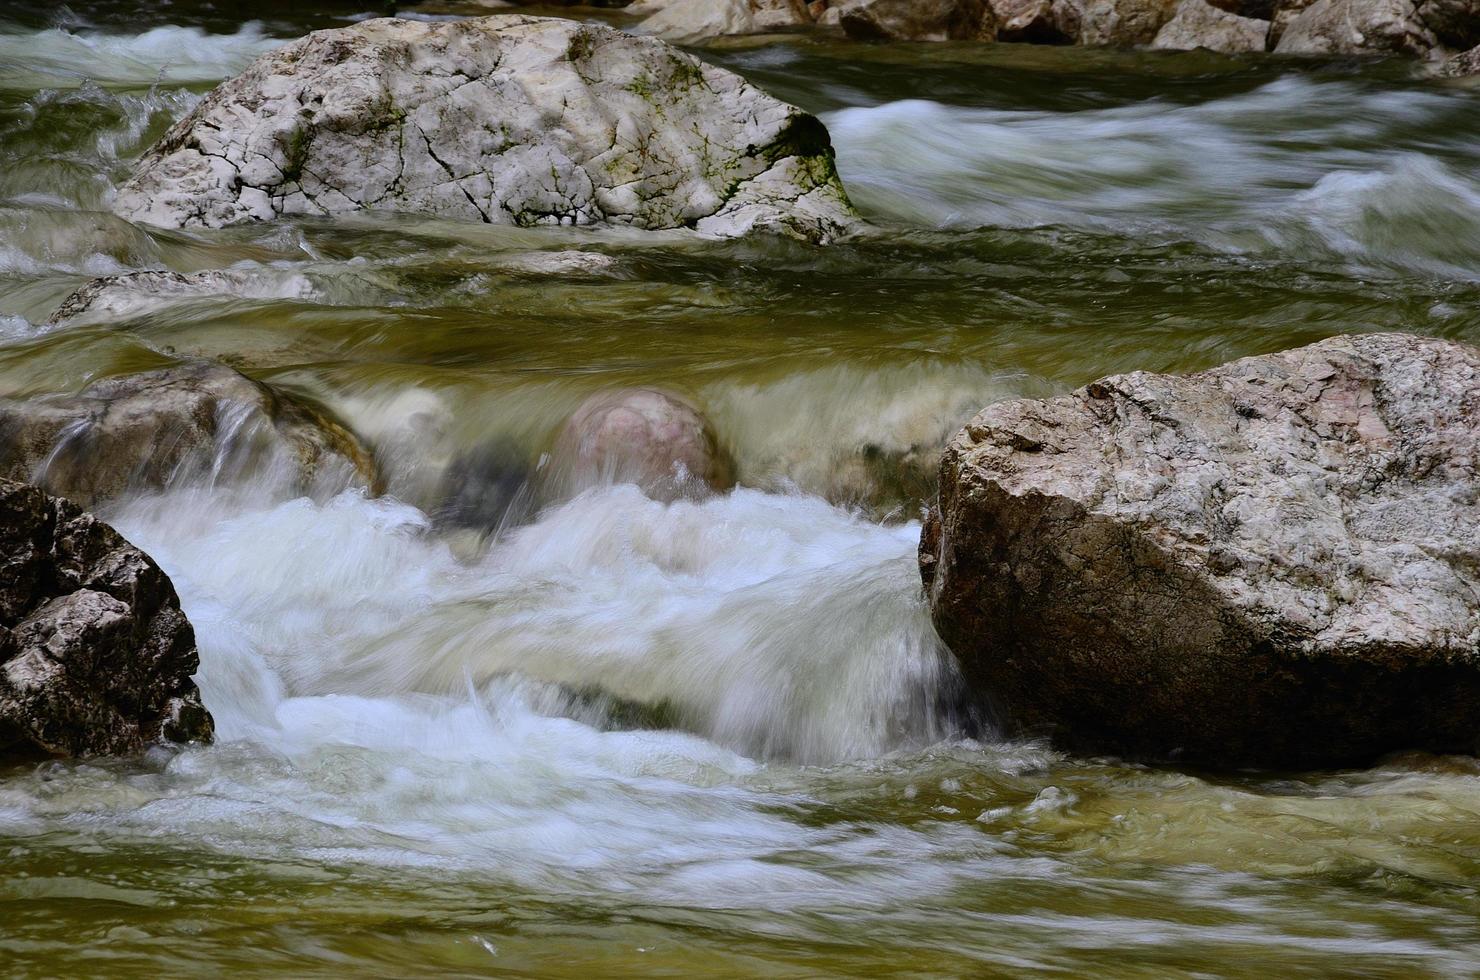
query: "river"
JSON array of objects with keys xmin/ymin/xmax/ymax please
[{"xmin": 2, "ymin": 2, "xmax": 1479, "ymax": 975}]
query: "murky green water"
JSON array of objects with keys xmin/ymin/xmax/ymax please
[{"xmin": 1, "ymin": 2, "xmax": 1479, "ymax": 976}]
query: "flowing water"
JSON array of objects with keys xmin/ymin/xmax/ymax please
[{"xmin": 2, "ymin": 2, "xmax": 1480, "ymax": 975}]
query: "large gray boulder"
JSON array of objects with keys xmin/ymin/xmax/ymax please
[
  {"xmin": 922, "ymin": 333, "xmax": 1480, "ymax": 769},
  {"xmin": 0, "ymin": 480, "xmax": 212, "ymax": 759},
  {"xmin": 0, "ymin": 361, "xmax": 372, "ymax": 508},
  {"xmin": 1152, "ymin": 0, "xmax": 1271, "ymax": 50},
  {"xmin": 1273, "ymin": 0, "xmax": 1439, "ymax": 55},
  {"xmin": 112, "ymin": 15, "xmax": 859, "ymax": 244}
]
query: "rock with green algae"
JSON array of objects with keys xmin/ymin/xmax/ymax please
[
  {"xmin": 112, "ymin": 15, "xmax": 861, "ymax": 244},
  {"xmin": 922, "ymin": 332, "xmax": 1480, "ymax": 769},
  {"xmin": 0, "ymin": 479, "xmax": 213, "ymax": 759}
]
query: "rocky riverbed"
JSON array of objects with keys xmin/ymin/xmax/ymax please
[{"xmin": 1, "ymin": 1, "xmax": 1479, "ymax": 975}]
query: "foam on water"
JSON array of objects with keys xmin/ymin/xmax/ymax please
[
  {"xmin": 0, "ymin": 23, "xmax": 283, "ymax": 90},
  {"xmin": 0, "ymin": 485, "xmax": 988, "ymax": 911}
]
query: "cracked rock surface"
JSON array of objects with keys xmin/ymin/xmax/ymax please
[
  {"xmin": 0, "ymin": 479, "xmax": 213, "ymax": 759},
  {"xmin": 0, "ymin": 361, "xmax": 373, "ymax": 508},
  {"xmin": 921, "ymin": 332, "xmax": 1480, "ymax": 768},
  {"xmin": 112, "ymin": 15, "xmax": 860, "ymax": 244}
]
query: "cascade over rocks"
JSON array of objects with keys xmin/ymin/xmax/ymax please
[
  {"xmin": 0, "ymin": 361, "xmax": 372, "ymax": 508},
  {"xmin": 0, "ymin": 479, "xmax": 212, "ymax": 759},
  {"xmin": 112, "ymin": 15, "xmax": 860, "ymax": 245},
  {"xmin": 549, "ymin": 388, "xmax": 733, "ymax": 501},
  {"xmin": 921, "ymin": 333, "xmax": 1480, "ymax": 769}
]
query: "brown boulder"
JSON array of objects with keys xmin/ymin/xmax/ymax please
[{"xmin": 922, "ymin": 333, "xmax": 1480, "ymax": 769}]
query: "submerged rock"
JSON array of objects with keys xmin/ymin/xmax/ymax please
[
  {"xmin": 922, "ymin": 333, "xmax": 1480, "ymax": 769},
  {"xmin": 0, "ymin": 479, "xmax": 212, "ymax": 759},
  {"xmin": 549, "ymin": 388, "xmax": 733, "ymax": 501},
  {"xmin": 1273, "ymin": 0, "xmax": 1439, "ymax": 55},
  {"xmin": 0, "ymin": 362, "xmax": 372, "ymax": 508},
  {"xmin": 112, "ymin": 15, "xmax": 860, "ymax": 245},
  {"xmin": 46, "ymin": 270, "xmax": 315, "ymax": 326},
  {"xmin": 1152, "ymin": 0, "xmax": 1270, "ymax": 50},
  {"xmin": 838, "ymin": 0, "xmax": 998, "ymax": 39}
]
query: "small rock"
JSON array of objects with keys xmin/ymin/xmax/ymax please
[{"xmin": 549, "ymin": 388, "xmax": 733, "ymax": 501}]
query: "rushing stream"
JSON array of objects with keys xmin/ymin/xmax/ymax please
[{"xmin": 2, "ymin": 2, "xmax": 1480, "ymax": 975}]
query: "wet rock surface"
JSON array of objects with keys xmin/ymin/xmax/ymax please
[
  {"xmin": 45, "ymin": 270, "xmax": 315, "ymax": 326},
  {"xmin": 549, "ymin": 388, "xmax": 734, "ymax": 501},
  {"xmin": 0, "ymin": 361, "xmax": 372, "ymax": 508},
  {"xmin": 0, "ymin": 479, "xmax": 212, "ymax": 759},
  {"xmin": 112, "ymin": 15, "xmax": 860, "ymax": 244},
  {"xmin": 922, "ymin": 333, "xmax": 1480, "ymax": 769}
]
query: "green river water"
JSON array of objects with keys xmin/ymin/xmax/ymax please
[{"xmin": 1, "ymin": 2, "xmax": 1479, "ymax": 976}]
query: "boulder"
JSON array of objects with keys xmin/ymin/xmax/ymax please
[
  {"xmin": 1439, "ymin": 39, "xmax": 1480, "ymax": 70},
  {"xmin": 112, "ymin": 15, "xmax": 859, "ymax": 245},
  {"xmin": 1417, "ymin": 0, "xmax": 1480, "ymax": 48},
  {"xmin": 1269, "ymin": 0, "xmax": 1318, "ymax": 42},
  {"xmin": 635, "ymin": 0, "xmax": 813, "ymax": 41},
  {"xmin": 0, "ymin": 362, "xmax": 372, "ymax": 508},
  {"xmin": 45, "ymin": 270, "xmax": 315, "ymax": 326},
  {"xmin": 1274, "ymin": 0, "xmax": 1439, "ymax": 55},
  {"xmin": 991, "ymin": 0, "xmax": 1082, "ymax": 41},
  {"xmin": 549, "ymin": 388, "xmax": 733, "ymax": 501},
  {"xmin": 1075, "ymin": 0, "xmax": 1183, "ymax": 44},
  {"xmin": 838, "ymin": 0, "xmax": 998, "ymax": 39},
  {"xmin": 1152, "ymin": 0, "xmax": 1271, "ymax": 49},
  {"xmin": 0, "ymin": 479, "xmax": 212, "ymax": 759},
  {"xmin": 921, "ymin": 333, "xmax": 1480, "ymax": 769}
]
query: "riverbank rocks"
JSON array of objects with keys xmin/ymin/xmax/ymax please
[
  {"xmin": 633, "ymin": 0, "xmax": 813, "ymax": 42},
  {"xmin": 112, "ymin": 15, "xmax": 860, "ymax": 245},
  {"xmin": 839, "ymin": 0, "xmax": 998, "ymax": 39},
  {"xmin": 1440, "ymin": 39, "xmax": 1480, "ymax": 70},
  {"xmin": 1274, "ymin": 0, "xmax": 1439, "ymax": 55},
  {"xmin": 921, "ymin": 333, "xmax": 1480, "ymax": 769},
  {"xmin": 0, "ymin": 480, "xmax": 212, "ymax": 759},
  {"xmin": 1152, "ymin": 0, "xmax": 1270, "ymax": 50},
  {"xmin": 0, "ymin": 362, "xmax": 371, "ymax": 508},
  {"xmin": 550, "ymin": 388, "xmax": 733, "ymax": 500}
]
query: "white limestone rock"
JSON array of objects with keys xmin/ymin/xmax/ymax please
[{"xmin": 112, "ymin": 16, "xmax": 859, "ymax": 245}]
